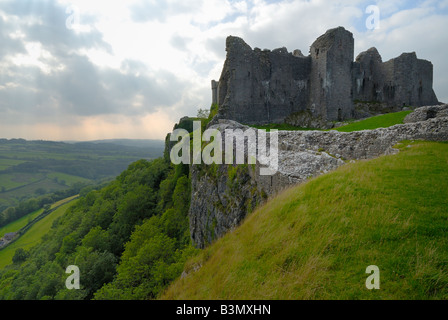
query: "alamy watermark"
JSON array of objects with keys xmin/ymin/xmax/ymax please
[
  {"xmin": 65, "ymin": 265, "xmax": 80, "ymax": 290},
  {"xmin": 169, "ymin": 121, "xmax": 278, "ymax": 176},
  {"xmin": 365, "ymin": 265, "xmax": 380, "ymax": 290},
  {"xmin": 366, "ymin": 5, "xmax": 380, "ymax": 30},
  {"xmin": 65, "ymin": 5, "xmax": 81, "ymax": 31}
]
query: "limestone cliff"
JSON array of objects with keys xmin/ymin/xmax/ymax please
[{"xmin": 188, "ymin": 105, "xmax": 448, "ymax": 248}]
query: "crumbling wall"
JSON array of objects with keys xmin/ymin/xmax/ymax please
[
  {"xmin": 216, "ymin": 36, "xmax": 311, "ymax": 125},
  {"xmin": 309, "ymin": 27, "xmax": 354, "ymax": 122},
  {"xmin": 212, "ymin": 27, "xmax": 439, "ymax": 128},
  {"xmin": 353, "ymin": 50, "xmax": 439, "ymax": 108},
  {"xmin": 352, "ymin": 47, "xmax": 384, "ymax": 102}
]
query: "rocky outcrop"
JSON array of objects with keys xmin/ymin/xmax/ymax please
[
  {"xmin": 189, "ymin": 106, "xmax": 448, "ymax": 248},
  {"xmin": 212, "ymin": 27, "xmax": 439, "ymax": 128},
  {"xmin": 189, "ymin": 162, "xmax": 265, "ymax": 248},
  {"xmin": 403, "ymin": 104, "xmax": 448, "ymax": 123}
]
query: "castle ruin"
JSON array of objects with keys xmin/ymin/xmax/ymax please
[{"xmin": 211, "ymin": 27, "xmax": 439, "ymax": 128}]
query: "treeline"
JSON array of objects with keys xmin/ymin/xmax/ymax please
[
  {"xmin": 0, "ymin": 138, "xmax": 164, "ymax": 159},
  {"xmin": 0, "ymin": 182, "xmax": 90, "ymax": 228},
  {"xmin": 4, "ymin": 159, "xmax": 138, "ymax": 180},
  {"xmin": 0, "ymin": 158, "xmax": 198, "ymax": 300}
]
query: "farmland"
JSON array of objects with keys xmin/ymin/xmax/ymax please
[{"xmin": 0, "ymin": 138, "xmax": 164, "ymax": 212}]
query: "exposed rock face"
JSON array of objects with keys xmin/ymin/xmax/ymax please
[
  {"xmin": 188, "ymin": 119, "xmax": 266, "ymax": 248},
  {"xmin": 189, "ymin": 107, "xmax": 448, "ymax": 248},
  {"xmin": 189, "ymin": 162, "xmax": 265, "ymax": 249},
  {"xmin": 403, "ymin": 104, "xmax": 448, "ymax": 123},
  {"xmin": 212, "ymin": 27, "xmax": 439, "ymax": 128}
]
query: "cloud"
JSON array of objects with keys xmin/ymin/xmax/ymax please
[
  {"xmin": 130, "ymin": 0, "xmax": 199, "ymax": 23},
  {"xmin": 0, "ymin": 16, "xmax": 26, "ymax": 59},
  {"xmin": 0, "ymin": 53, "xmax": 188, "ymax": 121},
  {"xmin": 0, "ymin": 0, "xmax": 446, "ymax": 141},
  {"xmin": 0, "ymin": 0, "xmax": 110, "ymax": 54},
  {"xmin": 352, "ymin": 2, "xmax": 448, "ymax": 102}
]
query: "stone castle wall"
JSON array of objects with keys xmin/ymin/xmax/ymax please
[
  {"xmin": 309, "ymin": 27, "xmax": 354, "ymax": 122},
  {"xmin": 212, "ymin": 27, "xmax": 439, "ymax": 127},
  {"xmin": 215, "ymin": 36, "xmax": 312, "ymax": 125}
]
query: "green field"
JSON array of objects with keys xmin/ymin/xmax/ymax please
[
  {"xmin": 0, "ymin": 208, "xmax": 44, "ymax": 238},
  {"xmin": 0, "ymin": 159, "xmax": 26, "ymax": 172},
  {"xmin": 163, "ymin": 141, "xmax": 448, "ymax": 299},
  {"xmin": 0, "ymin": 199, "xmax": 78, "ymax": 269},
  {"xmin": 47, "ymin": 172, "xmax": 92, "ymax": 186},
  {"xmin": 333, "ymin": 110, "xmax": 412, "ymax": 132},
  {"xmin": 50, "ymin": 195, "xmax": 79, "ymax": 209},
  {"xmin": 0, "ymin": 139, "xmax": 164, "ymax": 212},
  {"xmin": 248, "ymin": 110, "xmax": 412, "ymax": 133},
  {"xmin": 0, "ymin": 173, "xmax": 43, "ymax": 191},
  {"xmin": 0, "ymin": 175, "xmax": 67, "ymax": 209}
]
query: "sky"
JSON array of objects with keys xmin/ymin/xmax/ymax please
[{"xmin": 0, "ymin": 0, "xmax": 447, "ymax": 141}]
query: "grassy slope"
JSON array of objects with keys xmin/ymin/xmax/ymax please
[
  {"xmin": 334, "ymin": 110, "xmax": 412, "ymax": 132},
  {"xmin": 162, "ymin": 141, "xmax": 448, "ymax": 300},
  {"xmin": 250, "ymin": 110, "xmax": 412, "ymax": 133},
  {"xmin": 0, "ymin": 208, "xmax": 44, "ymax": 238},
  {"xmin": 0, "ymin": 199, "xmax": 77, "ymax": 268},
  {"xmin": 0, "ymin": 139, "xmax": 163, "ymax": 210}
]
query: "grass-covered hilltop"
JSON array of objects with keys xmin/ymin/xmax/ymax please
[
  {"xmin": 163, "ymin": 140, "xmax": 448, "ymax": 299},
  {"xmin": 0, "ymin": 106, "xmax": 447, "ymax": 300}
]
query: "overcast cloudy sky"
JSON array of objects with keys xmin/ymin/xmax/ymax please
[{"xmin": 0, "ymin": 0, "xmax": 447, "ymax": 141}]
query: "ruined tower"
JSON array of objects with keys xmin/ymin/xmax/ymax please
[
  {"xmin": 212, "ymin": 27, "xmax": 439, "ymax": 127},
  {"xmin": 309, "ymin": 27, "xmax": 354, "ymax": 122}
]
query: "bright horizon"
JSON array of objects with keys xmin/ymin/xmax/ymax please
[{"xmin": 1, "ymin": 0, "xmax": 447, "ymax": 141}]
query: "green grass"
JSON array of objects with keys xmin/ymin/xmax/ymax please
[
  {"xmin": 0, "ymin": 139, "xmax": 163, "ymax": 211},
  {"xmin": 334, "ymin": 110, "xmax": 412, "ymax": 132},
  {"xmin": 50, "ymin": 194, "xmax": 79, "ymax": 209},
  {"xmin": 248, "ymin": 110, "xmax": 412, "ymax": 133},
  {"xmin": 46, "ymin": 172, "xmax": 92, "ymax": 186},
  {"xmin": 0, "ymin": 208, "xmax": 44, "ymax": 238},
  {"xmin": 0, "ymin": 199, "xmax": 78, "ymax": 269},
  {"xmin": 0, "ymin": 179, "xmax": 66, "ymax": 208},
  {"xmin": 162, "ymin": 141, "xmax": 448, "ymax": 300},
  {"xmin": 0, "ymin": 173, "xmax": 43, "ymax": 191},
  {"xmin": 0, "ymin": 159, "xmax": 26, "ymax": 170}
]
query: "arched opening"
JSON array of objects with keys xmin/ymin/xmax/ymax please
[{"xmin": 338, "ymin": 108, "xmax": 343, "ymax": 121}]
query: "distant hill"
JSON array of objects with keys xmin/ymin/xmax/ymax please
[
  {"xmin": 63, "ymin": 138, "xmax": 165, "ymax": 150},
  {"xmin": 0, "ymin": 138, "xmax": 165, "ymax": 212},
  {"xmin": 85, "ymin": 139, "xmax": 165, "ymax": 149}
]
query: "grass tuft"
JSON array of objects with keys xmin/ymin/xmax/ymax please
[{"xmin": 334, "ymin": 110, "xmax": 412, "ymax": 132}]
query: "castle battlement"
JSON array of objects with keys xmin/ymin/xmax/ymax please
[{"xmin": 211, "ymin": 27, "xmax": 439, "ymax": 128}]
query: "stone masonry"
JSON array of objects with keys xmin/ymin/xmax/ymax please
[{"xmin": 212, "ymin": 27, "xmax": 439, "ymax": 127}]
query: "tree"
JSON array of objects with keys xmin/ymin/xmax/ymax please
[
  {"xmin": 35, "ymin": 187, "xmax": 47, "ymax": 195},
  {"xmin": 12, "ymin": 248, "xmax": 29, "ymax": 264},
  {"xmin": 197, "ymin": 108, "xmax": 210, "ymax": 119}
]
